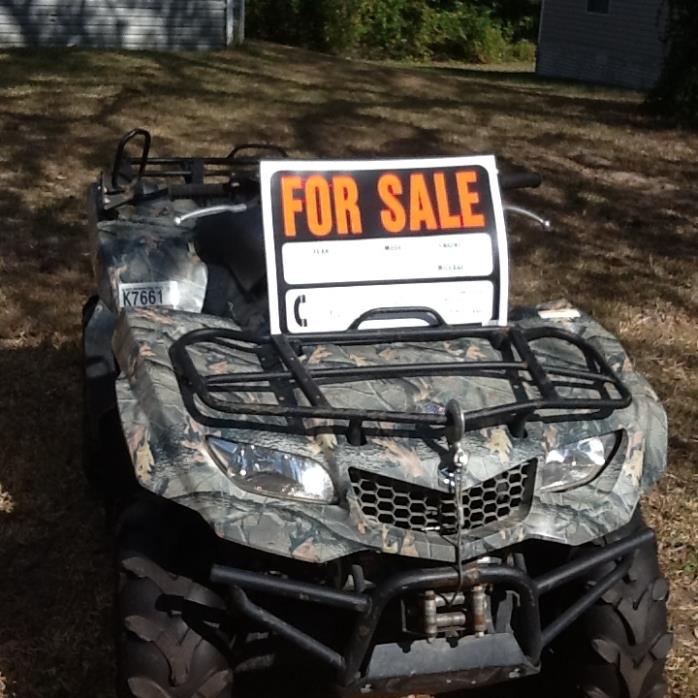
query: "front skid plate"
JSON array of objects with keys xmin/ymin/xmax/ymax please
[{"xmin": 335, "ymin": 634, "xmax": 538, "ymax": 697}]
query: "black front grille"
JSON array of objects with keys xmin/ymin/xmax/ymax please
[{"xmin": 349, "ymin": 461, "xmax": 535, "ymax": 535}]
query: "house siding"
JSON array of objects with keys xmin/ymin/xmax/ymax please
[
  {"xmin": 537, "ymin": 0, "xmax": 667, "ymax": 89},
  {"xmin": 0, "ymin": 0, "xmax": 236, "ymax": 50}
]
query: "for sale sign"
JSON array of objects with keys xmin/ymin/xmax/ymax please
[{"xmin": 260, "ymin": 156, "xmax": 508, "ymax": 334}]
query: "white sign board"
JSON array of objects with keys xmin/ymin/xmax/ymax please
[{"xmin": 260, "ymin": 156, "xmax": 508, "ymax": 334}]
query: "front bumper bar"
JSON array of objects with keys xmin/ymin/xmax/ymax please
[{"xmin": 211, "ymin": 528, "xmax": 653, "ymax": 694}]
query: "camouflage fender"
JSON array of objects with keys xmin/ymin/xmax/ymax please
[
  {"xmin": 114, "ymin": 304, "xmax": 668, "ymax": 564},
  {"xmin": 90, "ymin": 193, "xmax": 207, "ymax": 314}
]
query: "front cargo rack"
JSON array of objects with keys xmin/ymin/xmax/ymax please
[{"xmin": 169, "ymin": 323, "xmax": 632, "ymax": 439}]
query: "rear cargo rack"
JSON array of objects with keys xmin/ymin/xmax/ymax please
[
  {"xmin": 102, "ymin": 127, "xmax": 288, "ymax": 210},
  {"xmin": 110, "ymin": 127, "xmax": 288, "ymax": 189},
  {"xmin": 169, "ymin": 323, "xmax": 632, "ymax": 438},
  {"xmin": 113, "ymin": 147, "xmax": 286, "ymax": 184}
]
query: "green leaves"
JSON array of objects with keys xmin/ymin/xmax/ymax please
[{"xmin": 246, "ymin": 0, "xmax": 537, "ymax": 62}]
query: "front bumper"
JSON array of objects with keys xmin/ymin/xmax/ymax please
[{"xmin": 211, "ymin": 527, "xmax": 653, "ymax": 696}]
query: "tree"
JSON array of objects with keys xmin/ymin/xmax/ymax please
[
  {"xmin": 648, "ymin": 0, "xmax": 698, "ymax": 126},
  {"xmin": 246, "ymin": 0, "xmax": 539, "ymax": 62}
]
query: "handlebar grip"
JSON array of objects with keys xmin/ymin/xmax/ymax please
[
  {"xmin": 499, "ymin": 172, "xmax": 542, "ymax": 191},
  {"xmin": 169, "ymin": 183, "xmax": 230, "ymax": 199}
]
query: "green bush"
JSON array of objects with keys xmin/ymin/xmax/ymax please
[
  {"xmin": 423, "ymin": 3, "xmax": 505, "ymax": 61},
  {"xmin": 350, "ymin": 0, "xmax": 432, "ymax": 59},
  {"xmin": 246, "ymin": 0, "xmax": 537, "ymax": 63},
  {"xmin": 510, "ymin": 39, "xmax": 536, "ymax": 62}
]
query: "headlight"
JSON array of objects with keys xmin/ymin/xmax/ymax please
[
  {"xmin": 540, "ymin": 432, "xmax": 621, "ymax": 493},
  {"xmin": 207, "ymin": 437, "xmax": 337, "ymax": 503}
]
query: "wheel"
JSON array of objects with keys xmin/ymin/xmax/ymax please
[
  {"xmin": 116, "ymin": 499, "xmax": 234, "ymax": 698},
  {"xmin": 537, "ymin": 510, "xmax": 672, "ymax": 698},
  {"xmin": 117, "ymin": 556, "xmax": 234, "ymax": 698}
]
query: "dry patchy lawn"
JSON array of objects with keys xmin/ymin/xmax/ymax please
[{"xmin": 0, "ymin": 42, "xmax": 696, "ymax": 697}]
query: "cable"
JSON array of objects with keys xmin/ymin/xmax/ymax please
[{"xmin": 447, "ymin": 442, "xmax": 468, "ymax": 607}]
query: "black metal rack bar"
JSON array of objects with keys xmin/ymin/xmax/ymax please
[
  {"xmin": 169, "ymin": 323, "xmax": 632, "ymax": 436},
  {"xmin": 509, "ymin": 328, "xmax": 558, "ymax": 400},
  {"xmin": 271, "ymin": 334, "xmax": 330, "ymax": 408},
  {"xmin": 210, "ymin": 528, "xmax": 655, "ymax": 686},
  {"xmin": 210, "ymin": 566, "xmax": 370, "ymax": 613},
  {"xmin": 207, "ymin": 361, "xmax": 528, "ymax": 388},
  {"xmin": 123, "ymin": 150, "xmax": 286, "ymax": 180},
  {"xmin": 104, "ymin": 128, "xmax": 289, "ymax": 209}
]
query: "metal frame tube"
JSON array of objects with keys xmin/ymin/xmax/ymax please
[
  {"xmin": 211, "ymin": 565, "xmax": 370, "ymax": 612},
  {"xmin": 535, "ymin": 528, "xmax": 654, "ymax": 594},
  {"xmin": 229, "ymin": 586, "xmax": 346, "ymax": 670},
  {"xmin": 212, "ymin": 527, "xmax": 652, "ymax": 686},
  {"xmin": 541, "ymin": 555, "xmax": 632, "ymax": 647}
]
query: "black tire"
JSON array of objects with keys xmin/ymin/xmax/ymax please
[
  {"xmin": 116, "ymin": 500, "xmax": 234, "ymax": 698},
  {"xmin": 539, "ymin": 511, "xmax": 672, "ymax": 698}
]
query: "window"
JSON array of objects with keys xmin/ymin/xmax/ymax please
[{"xmin": 587, "ymin": 0, "xmax": 610, "ymax": 13}]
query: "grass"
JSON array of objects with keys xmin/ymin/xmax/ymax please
[{"xmin": 0, "ymin": 41, "xmax": 696, "ymax": 697}]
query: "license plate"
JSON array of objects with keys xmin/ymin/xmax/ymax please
[{"xmin": 118, "ymin": 281, "xmax": 179, "ymax": 309}]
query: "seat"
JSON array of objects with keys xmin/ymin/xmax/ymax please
[{"xmin": 194, "ymin": 205, "xmax": 267, "ymax": 294}]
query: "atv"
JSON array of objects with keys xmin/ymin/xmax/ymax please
[{"xmin": 83, "ymin": 128, "xmax": 672, "ymax": 698}]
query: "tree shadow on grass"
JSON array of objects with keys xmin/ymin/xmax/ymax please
[
  {"xmin": 0, "ymin": 166, "xmax": 112, "ymax": 694},
  {"xmin": 0, "ymin": 344, "xmax": 115, "ymax": 698}
]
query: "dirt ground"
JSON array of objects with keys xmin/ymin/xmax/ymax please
[{"xmin": 0, "ymin": 42, "xmax": 696, "ymax": 697}]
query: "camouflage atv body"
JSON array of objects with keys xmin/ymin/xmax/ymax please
[{"xmin": 83, "ymin": 130, "xmax": 671, "ymax": 698}]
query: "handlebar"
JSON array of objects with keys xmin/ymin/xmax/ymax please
[
  {"xmin": 174, "ymin": 201, "xmax": 257, "ymax": 226},
  {"xmin": 504, "ymin": 205, "xmax": 551, "ymax": 230},
  {"xmin": 500, "ymin": 171, "xmax": 549, "ymax": 229},
  {"xmin": 168, "ymin": 169, "xmax": 541, "ymax": 200},
  {"xmin": 169, "ymin": 167, "xmax": 545, "ymax": 226},
  {"xmin": 169, "ymin": 182, "xmax": 231, "ymax": 199},
  {"xmin": 499, "ymin": 171, "xmax": 542, "ymax": 191},
  {"xmin": 227, "ymin": 143, "xmax": 288, "ymax": 160}
]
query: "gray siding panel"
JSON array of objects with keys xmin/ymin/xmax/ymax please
[
  {"xmin": 0, "ymin": 0, "xmax": 232, "ymax": 50},
  {"xmin": 537, "ymin": 0, "xmax": 667, "ymax": 89}
]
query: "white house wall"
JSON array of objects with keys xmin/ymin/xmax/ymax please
[
  {"xmin": 537, "ymin": 0, "xmax": 668, "ymax": 90},
  {"xmin": 0, "ymin": 0, "xmax": 232, "ymax": 49}
]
